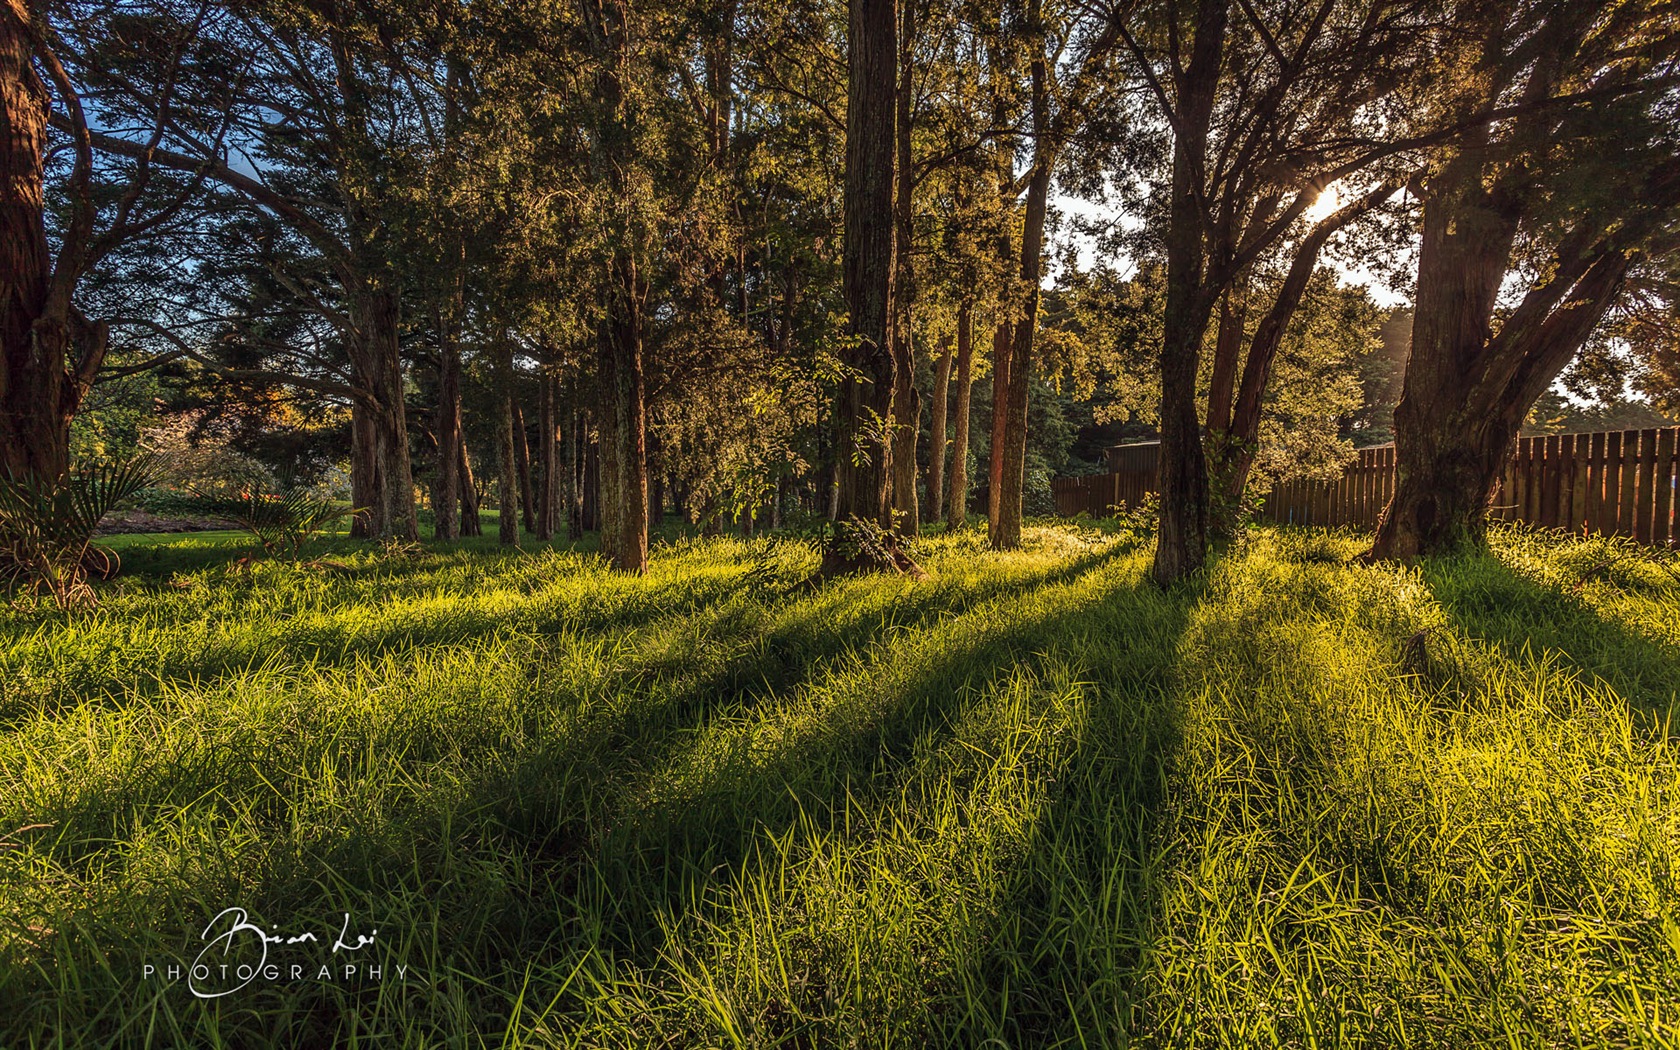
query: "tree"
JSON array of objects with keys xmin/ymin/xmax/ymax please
[
  {"xmin": 1109, "ymin": 0, "xmax": 1437, "ymax": 582},
  {"xmin": 1371, "ymin": 0, "xmax": 1680, "ymax": 559},
  {"xmin": 826, "ymin": 0, "xmax": 899, "ymax": 571},
  {"xmin": 1, "ymin": 0, "xmax": 217, "ymax": 482}
]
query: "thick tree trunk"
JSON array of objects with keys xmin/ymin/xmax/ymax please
[
  {"xmin": 459, "ymin": 438, "xmax": 482, "ymax": 536},
  {"xmin": 1372, "ymin": 159, "xmax": 1636, "ymax": 559},
  {"xmin": 825, "ymin": 0, "xmax": 898, "ymax": 572},
  {"xmin": 345, "ymin": 282, "xmax": 417, "ymax": 541},
  {"xmin": 599, "ymin": 253, "xmax": 649, "ymax": 573},
  {"xmin": 1152, "ymin": 0, "xmax": 1227, "ymax": 586},
  {"xmin": 946, "ymin": 298, "xmax": 974, "ymax": 530},
  {"xmin": 431, "ymin": 322, "xmax": 461, "ymax": 540},
  {"xmin": 992, "ymin": 152, "xmax": 1051, "ymax": 551},
  {"xmin": 512, "ymin": 399, "xmax": 536, "ymax": 535},
  {"xmin": 926, "ymin": 333, "xmax": 952, "ymax": 524},
  {"xmin": 0, "ymin": 3, "xmax": 69, "ymax": 482},
  {"xmin": 888, "ymin": 0, "xmax": 918, "ymax": 536}
]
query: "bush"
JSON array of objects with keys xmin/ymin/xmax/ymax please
[
  {"xmin": 183, "ymin": 488, "xmax": 351, "ymax": 556},
  {"xmin": 0, "ymin": 456, "xmax": 161, "ymax": 606}
]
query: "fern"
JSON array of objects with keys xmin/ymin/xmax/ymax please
[{"xmin": 0, "ymin": 456, "xmax": 162, "ymax": 606}]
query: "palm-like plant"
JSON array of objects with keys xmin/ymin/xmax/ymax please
[
  {"xmin": 0, "ymin": 456, "xmax": 162, "ymax": 606},
  {"xmin": 186, "ymin": 488, "xmax": 350, "ymax": 556}
]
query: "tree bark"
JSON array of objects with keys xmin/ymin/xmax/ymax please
[
  {"xmin": 946, "ymin": 297, "xmax": 974, "ymax": 530},
  {"xmin": 824, "ymin": 0, "xmax": 899, "ymax": 572},
  {"xmin": 495, "ymin": 344, "xmax": 519, "ymax": 547},
  {"xmin": 1372, "ymin": 154, "xmax": 1650, "ymax": 559},
  {"xmin": 993, "ymin": 166, "xmax": 1050, "ymax": 550},
  {"xmin": 537, "ymin": 373, "xmax": 557, "ymax": 541},
  {"xmin": 1152, "ymin": 0, "xmax": 1227, "ymax": 586},
  {"xmin": 599, "ymin": 252, "xmax": 649, "ymax": 572},
  {"xmin": 0, "ymin": 0, "xmax": 87, "ymax": 483},
  {"xmin": 926, "ymin": 333, "xmax": 952, "ymax": 524},
  {"xmin": 459, "ymin": 438, "xmax": 482, "ymax": 536},
  {"xmin": 512, "ymin": 398, "xmax": 537, "ymax": 535},
  {"xmin": 344, "ymin": 280, "xmax": 417, "ymax": 541},
  {"xmin": 987, "ymin": 318, "xmax": 1010, "ymax": 532},
  {"xmin": 888, "ymin": 0, "xmax": 918, "ymax": 537},
  {"xmin": 991, "ymin": 17, "xmax": 1053, "ymax": 552},
  {"xmin": 431, "ymin": 313, "xmax": 461, "ymax": 540},
  {"xmin": 566, "ymin": 403, "xmax": 584, "ymax": 541}
]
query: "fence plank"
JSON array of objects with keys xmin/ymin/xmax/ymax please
[
  {"xmin": 1558, "ymin": 434, "xmax": 1576, "ymax": 532},
  {"xmin": 1636, "ymin": 428, "xmax": 1658, "ymax": 544},
  {"xmin": 1656, "ymin": 429, "xmax": 1676, "ymax": 548},
  {"xmin": 1567, "ymin": 433, "xmax": 1588, "ymax": 534},
  {"xmin": 1601, "ymin": 431, "xmax": 1623, "ymax": 535},
  {"xmin": 1618, "ymin": 430, "xmax": 1639, "ymax": 537}
]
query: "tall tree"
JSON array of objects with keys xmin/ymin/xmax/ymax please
[
  {"xmin": 826, "ymin": 0, "xmax": 899, "ymax": 570},
  {"xmin": 1372, "ymin": 0, "xmax": 1680, "ymax": 558}
]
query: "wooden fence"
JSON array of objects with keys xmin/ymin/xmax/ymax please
[{"xmin": 1052, "ymin": 426, "xmax": 1680, "ymax": 547}]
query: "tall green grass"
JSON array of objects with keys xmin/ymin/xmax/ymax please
[{"xmin": 1, "ymin": 523, "xmax": 1676, "ymax": 1047}]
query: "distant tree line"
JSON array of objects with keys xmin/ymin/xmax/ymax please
[{"xmin": 1, "ymin": 0, "xmax": 1675, "ymax": 578}]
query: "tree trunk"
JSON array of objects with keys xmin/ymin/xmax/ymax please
[
  {"xmin": 988, "ymin": 319, "xmax": 1010, "ymax": 532},
  {"xmin": 459, "ymin": 438, "xmax": 482, "ymax": 536},
  {"xmin": 512, "ymin": 398, "xmax": 536, "ymax": 535},
  {"xmin": 566, "ymin": 404, "xmax": 584, "ymax": 540},
  {"xmin": 946, "ymin": 298, "xmax": 974, "ymax": 530},
  {"xmin": 888, "ymin": 0, "xmax": 918, "ymax": 537},
  {"xmin": 993, "ymin": 155, "xmax": 1051, "ymax": 550},
  {"xmin": 537, "ymin": 373, "xmax": 556, "ymax": 541},
  {"xmin": 582, "ymin": 429, "xmax": 599, "ymax": 533},
  {"xmin": 0, "ymin": 1, "xmax": 65, "ymax": 483},
  {"xmin": 495, "ymin": 346, "xmax": 519, "ymax": 547},
  {"xmin": 1372, "ymin": 157, "xmax": 1639, "ymax": 559},
  {"xmin": 1152, "ymin": 0, "xmax": 1226, "ymax": 586},
  {"xmin": 431, "ymin": 316, "xmax": 461, "ymax": 540},
  {"xmin": 345, "ymin": 281, "xmax": 417, "ymax": 541},
  {"xmin": 825, "ymin": 0, "xmax": 898, "ymax": 572},
  {"xmin": 926, "ymin": 333, "xmax": 952, "ymax": 524},
  {"xmin": 1204, "ymin": 283, "xmax": 1246, "ymax": 436},
  {"xmin": 599, "ymin": 252, "xmax": 649, "ymax": 573}
]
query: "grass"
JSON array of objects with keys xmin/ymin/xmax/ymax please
[{"xmin": 1, "ymin": 520, "xmax": 1677, "ymax": 1047}]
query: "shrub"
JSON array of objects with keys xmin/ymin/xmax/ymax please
[
  {"xmin": 184, "ymin": 488, "xmax": 351, "ymax": 557},
  {"xmin": 0, "ymin": 456, "xmax": 161, "ymax": 606}
]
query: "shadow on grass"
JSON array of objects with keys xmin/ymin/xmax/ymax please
[
  {"xmin": 1420, "ymin": 550, "xmax": 1680, "ymax": 719},
  {"xmin": 4, "ymin": 538, "xmax": 1138, "ymax": 728},
  {"xmin": 436, "ymin": 549, "xmax": 1191, "ymax": 1046},
  {"xmin": 20, "ymin": 543, "xmax": 1191, "ymax": 1047}
]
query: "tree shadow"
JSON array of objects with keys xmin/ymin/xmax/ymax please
[
  {"xmin": 428, "ymin": 550, "xmax": 1192, "ymax": 1046},
  {"xmin": 47, "ymin": 542, "xmax": 1193, "ymax": 1047},
  {"xmin": 1419, "ymin": 550, "xmax": 1680, "ymax": 720}
]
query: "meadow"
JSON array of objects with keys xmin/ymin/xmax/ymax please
[{"xmin": 1, "ymin": 520, "xmax": 1678, "ymax": 1047}]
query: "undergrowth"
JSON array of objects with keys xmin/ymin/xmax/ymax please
[{"xmin": 1, "ymin": 522, "xmax": 1676, "ymax": 1047}]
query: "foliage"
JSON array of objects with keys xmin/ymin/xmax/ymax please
[
  {"xmin": 0, "ymin": 456, "xmax": 161, "ymax": 606},
  {"xmin": 2, "ymin": 524, "xmax": 1677, "ymax": 1044},
  {"xmin": 183, "ymin": 487, "xmax": 351, "ymax": 557}
]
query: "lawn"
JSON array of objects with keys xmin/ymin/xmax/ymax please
[{"xmin": 2, "ymin": 522, "xmax": 1678, "ymax": 1047}]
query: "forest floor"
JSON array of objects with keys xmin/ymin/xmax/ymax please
[{"xmin": 2, "ymin": 521, "xmax": 1678, "ymax": 1048}]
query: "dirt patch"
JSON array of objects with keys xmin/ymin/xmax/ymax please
[{"xmin": 96, "ymin": 510, "xmax": 237, "ymax": 536}]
